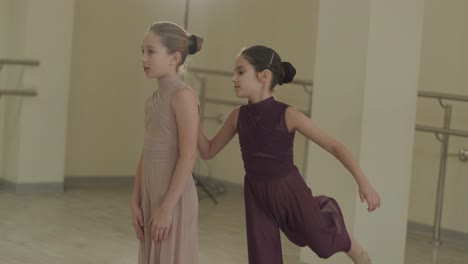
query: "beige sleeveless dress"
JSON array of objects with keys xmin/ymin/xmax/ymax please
[{"xmin": 139, "ymin": 78, "xmax": 198, "ymax": 264}]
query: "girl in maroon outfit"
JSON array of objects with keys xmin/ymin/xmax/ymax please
[{"xmin": 197, "ymin": 45, "xmax": 380, "ymax": 264}]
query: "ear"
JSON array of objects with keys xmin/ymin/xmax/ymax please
[
  {"xmin": 258, "ymin": 69, "xmax": 271, "ymax": 84},
  {"xmin": 171, "ymin": 52, "xmax": 182, "ymax": 66}
]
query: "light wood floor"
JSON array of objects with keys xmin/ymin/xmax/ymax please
[{"xmin": 0, "ymin": 185, "xmax": 467, "ymax": 264}]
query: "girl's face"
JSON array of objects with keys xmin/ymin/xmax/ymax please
[
  {"xmin": 140, "ymin": 32, "xmax": 178, "ymax": 78},
  {"xmin": 232, "ymin": 55, "xmax": 265, "ymax": 98}
]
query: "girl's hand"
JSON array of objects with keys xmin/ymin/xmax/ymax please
[
  {"xmin": 359, "ymin": 183, "xmax": 381, "ymax": 212},
  {"xmin": 149, "ymin": 206, "xmax": 173, "ymax": 242},
  {"xmin": 131, "ymin": 204, "xmax": 144, "ymax": 242}
]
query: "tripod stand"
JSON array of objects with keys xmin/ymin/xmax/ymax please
[{"xmin": 193, "ymin": 173, "xmax": 218, "ymax": 205}]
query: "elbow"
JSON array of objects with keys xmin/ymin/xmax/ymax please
[
  {"xmin": 198, "ymin": 143, "xmax": 214, "ymax": 160},
  {"xmin": 330, "ymin": 141, "xmax": 346, "ymax": 157},
  {"xmin": 199, "ymin": 151, "xmax": 214, "ymax": 160}
]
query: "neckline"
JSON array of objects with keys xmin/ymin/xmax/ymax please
[
  {"xmin": 157, "ymin": 77, "xmax": 183, "ymax": 97},
  {"xmin": 246, "ymin": 96, "xmax": 275, "ymax": 113}
]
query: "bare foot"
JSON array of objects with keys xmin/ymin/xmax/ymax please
[
  {"xmin": 346, "ymin": 235, "xmax": 371, "ymax": 264},
  {"xmin": 356, "ymin": 250, "xmax": 371, "ymax": 264}
]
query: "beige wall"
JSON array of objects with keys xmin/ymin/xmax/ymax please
[
  {"xmin": 0, "ymin": 0, "xmax": 10, "ymax": 55},
  {"xmin": 66, "ymin": 0, "xmax": 318, "ymax": 183},
  {"xmin": 2, "ymin": 0, "xmax": 27, "ymax": 183},
  {"xmin": 409, "ymin": 0, "xmax": 468, "ymax": 234},
  {"xmin": 0, "ymin": 0, "xmax": 9, "ymax": 179},
  {"xmin": 66, "ymin": 0, "xmax": 468, "ymax": 236},
  {"xmin": 1, "ymin": 0, "xmax": 29, "ymax": 182},
  {"xmin": 1, "ymin": 0, "xmax": 465, "ymax": 239},
  {"xmin": 0, "ymin": 0, "xmax": 75, "ymax": 185},
  {"xmin": 66, "ymin": 0, "xmax": 186, "ymax": 177},
  {"xmin": 190, "ymin": 0, "xmax": 319, "ymax": 183}
]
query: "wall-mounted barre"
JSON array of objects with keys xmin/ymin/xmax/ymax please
[
  {"xmin": 418, "ymin": 91, "xmax": 468, "ymax": 102},
  {"xmin": 0, "ymin": 59, "xmax": 40, "ymax": 68},
  {"xmin": 415, "ymin": 90, "xmax": 468, "ymax": 245},
  {"xmin": 188, "ymin": 66, "xmax": 313, "ymax": 92},
  {"xmin": 0, "ymin": 89, "xmax": 38, "ymax": 97}
]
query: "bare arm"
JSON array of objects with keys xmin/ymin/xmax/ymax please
[
  {"xmin": 198, "ymin": 107, "xmax": 239, "ymax": 160},
  {"xmin": 131, "ymin": 151, "xmax": 143, "ymax": 207},
  {"xmin": 131, "ymin": 151, "xmax": 144, "ymax": 241},
  {"xmin": 285, "ymin": 107, "xmax": 381, "ymax": 211},
  {"xmin": 160, "ymin": 88, "xmax": 200, "ymax": 211}
]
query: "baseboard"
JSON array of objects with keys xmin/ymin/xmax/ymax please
[
  {"xmin": 64, "ymin": 175, "xmax": 134, "ymax": 188},
  {"xmin": 407, "ymin": 220, "xmax": 468, "ymax": 244},
  {"xmin": 64, "ymin": 174, "xmax": 242, "ymax": 190},
  {"xmin": 0, "ymin": 178, "xmax": 64, "ymax": 192},
  {"xmin": 296, "ymin": 222, "xmax": 468, "ymax": 264},
  {"xmin": 194, "ymin": 174, "xmax": 243, "ymax": 190}
]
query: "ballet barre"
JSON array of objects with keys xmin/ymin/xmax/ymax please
[
  {"xmin": 415, "ymin": 91, "xmax": 468, "ymax": 245},
  {"xmin": 0, "ymin": 58, "xmax": 40, "ymax": 104},
  {"xmin": 0, "ymin": 59, "xmax": 40, "ymax": 71},
  {"xmin": 0, "ymin": 89, "xmax": 37, "ymax": 97}
]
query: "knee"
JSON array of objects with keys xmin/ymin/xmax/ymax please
[
  {"xmin": 311, "ymin": 236, "xmax": 351, "ymax": 259},
  {"xmin": 306, "ymin": 237, "xmax": 337, "ymax": 259},
  {"xmin": 314, "ymin": 246, "xmax": 335, "ymax": 259}
]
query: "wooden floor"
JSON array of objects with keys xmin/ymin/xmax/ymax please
[{"xmin": 0, "ymin": 185, "xmax": 467, "ymax": 264}]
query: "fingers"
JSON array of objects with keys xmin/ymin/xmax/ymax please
[
  {"xmin": 373, "ymin": 191, "xmax": 381, "ymax": 210},
  {"xmin": 158, "ymin": 228, "xmax": 165, "ymax": 241},
  {"xmin": 367, "ymin": 195, "xmax": 375, "ymax": 212},
  {"xmin": 162, "ymin": 226, "xmax": 171, "ymax": 240},
  {"xmin": 133, "ymin": 223, "xmax": 144, "ymax": 241},
  {"xmin": 137, "ymin": 210, "xmax": 144, "ymax": 228},
  {"xmin": 151, "ymin": 227, "xmax": 171, "ymax": 242},
  {"xmin": 131, "ymin": 207, "xmax": 145, "ymax": 241},
  {"xmin": 132, "ymin": 216, "xmax": 144, "ymax": 241},
  {"xmin": 368, "ymin": 198, "xmax": 375, "ymax": 212},
  {"xmin": 359, "ymin": 191, "xmax": 365, "ymax": 203},
  {"xmin": 151, "ymin": 224, "xmax": 159, "ymax": 242},
  {"xmin": 375, "ymin": 192, "xmax": 381, "ymax": 209},
  {"xmin": 366, "ymin": 192, "xmax": 381, "ymax": 212}
]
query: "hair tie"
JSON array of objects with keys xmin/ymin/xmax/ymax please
[{"xmin": 188, "ymin": 35, "xmax": 198, "ymax": 54}]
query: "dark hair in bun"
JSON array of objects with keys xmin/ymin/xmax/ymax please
[
  {"xmin": 240, "ymin": 45, "xmax": 296, "ymax": 90},
  {"xmin": 279, "ymin": 62, "xmax": 296, "ymax": 85}
]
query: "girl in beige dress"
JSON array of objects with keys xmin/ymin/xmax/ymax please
[{"xmin": 130, "ymin": 21, "xmax": 203, "ymax": 264}]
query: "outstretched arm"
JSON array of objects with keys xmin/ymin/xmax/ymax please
[
  {"xmin": 198, "ymin": 107, "xmax": 239, "ymax": 160},
  {"xmin": 285, "ymin": 107, "xmax": 381, "ymax": 212}
]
